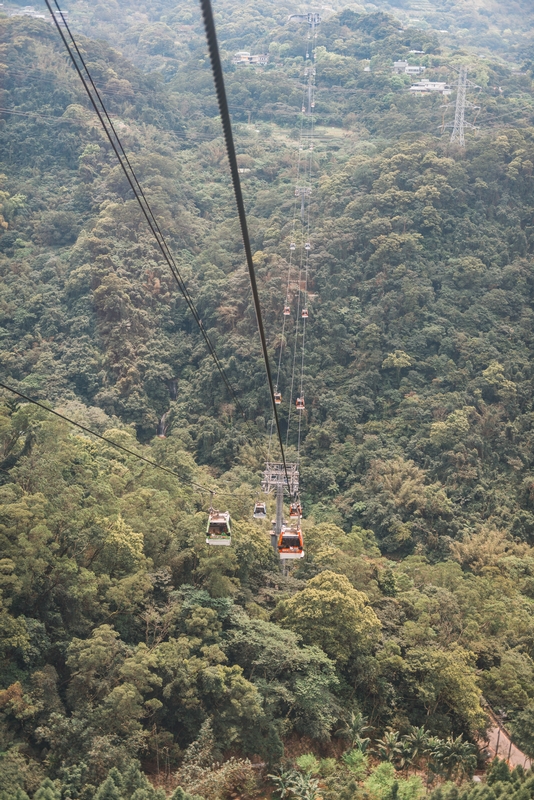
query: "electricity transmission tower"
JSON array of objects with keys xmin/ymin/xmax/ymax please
[
  {"xmin": 451, "ymin": 66, "xmax": 468, "ymax": 146},
  {"xmin": 444, "ymin": 66, "xmax": 480, "ymax": 147},
  {"xmin": 295, "ymin": 186, "xmax": 311, "ymax": 220}
]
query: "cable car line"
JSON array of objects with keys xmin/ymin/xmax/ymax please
[
  {"xmin": 199, "ymin": 0, "xmax": 292, "ymax": 495},
  {"xmin": 45, "ymin": 0, "xmax": 246, "ymax": 422},
  {"xmin": 285, "ymin": 240, "xmax": 304, "ymax": 448},
  {"xmin": 267, "ymin": 82, "xmax": 308, "ymax": 461},
  {"xmin": 284, "ymin": 19, "xmax": 317, "ymax": 493}
]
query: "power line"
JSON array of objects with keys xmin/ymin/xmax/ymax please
[
  {"xmin": 0, "ymin": 382, "xmax": 260, "ymax": 502},
  {"xmin": 0, "ymin": 380, "xmax": 216, "ymax": 495},
  {"xmin": 199, "ymin": 0, "xmax": 292, "ymax": 495},
  {"xmin": 0, "ymin": 104, "xmax": 233, "ymax": 145},
  {"xmin": 45, "ymin": 0, "xmax": 246, "ymax": 420}
]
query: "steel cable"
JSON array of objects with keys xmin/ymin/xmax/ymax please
[
  {"xmin": 199, "ymin": 0, "xmax": 292, "ymax": 493},
  {"xmin": 0, "ymin": 381, "xmax": 242, "ymax": 498},
  {"xmin": 45, "ymin": 0, "xmax": 246, "ymax": 419}
]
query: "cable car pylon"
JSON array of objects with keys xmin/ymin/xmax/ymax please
[{"xmin": 261, "ymin": 461, "xmax": 303, "ymax": 561}]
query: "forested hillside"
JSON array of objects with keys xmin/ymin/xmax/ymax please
[{"xmin": 2, "ymin": 0, "xmax": 534, "ymax": 798}]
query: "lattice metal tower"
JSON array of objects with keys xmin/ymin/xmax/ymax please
[
  {"xmin": 288, "ymin": 11, "xmax": 320, "ymax": 114},
  {"xmin": 261, "ymin": 462, "xmax": 299, "ymax": 549},
  {"xmin": 295, "ymin": 186, "xmax": 312, "ymax": 220},
  {"xmin": 450, "ymin": 66, "xmax": 468, "ymax": 146}
]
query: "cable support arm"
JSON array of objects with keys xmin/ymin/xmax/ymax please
[{"xmin": 199, "ymin": 0, "xmax": 293, "ymax": 495}]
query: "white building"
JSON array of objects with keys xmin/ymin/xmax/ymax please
[
  {"xmin": 6, "ymin": 5, "xmax": 69, "ymax": 24},
  {"xmin": 409, "ymin": 79, "xmax": 451, "ymax": 95},
  {"xmin": 406, "ymin": 65, "xmax": 426, "ymax": 75},
  {"xmin": 233, "ymin": 51, "xmax": 269, "ymax": 66},
  {"xmin": 7, "ymin": 5, "xmax": 47, "ymax": 19},
  {"xmin": 393, "ymin": 60, "xmax": 426, "ymax": 76}
]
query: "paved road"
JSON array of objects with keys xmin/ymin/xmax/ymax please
[{"xmin": 484, "ymin": 713, "xmax": 532, "ymax": 769}]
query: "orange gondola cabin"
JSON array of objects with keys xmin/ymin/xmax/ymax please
[{"xmin": 277, "ymin": 525, "xmax": 304, "ymax": 559}]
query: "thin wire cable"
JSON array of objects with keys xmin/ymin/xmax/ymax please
[
  {"xmin": 199, "ymin": 0, "xmax": 292, "ymax": 493},
  {"xmin": 286, "ymin": 229, "xmax": 304, "ymax": 449},
  {"xmin": 0, "ymin": 104, "xmax": 235, "ymax": 144},
  {"xmin": 0, "ymin": 381, "xmax": 223, "ymax": 496},
  {"xmin": 285, "ymin": 23, "xmax": 315, "ymax": 455},
  {"xmin": 267, "ymin": 89, "xmax": 307, "ymax": 461},
  {"xmin": 0, "ymin": 383, "xmax": 260, "ymax": 502},
  {"xmin": 45, "ymin": 0, "xmax": 245, "ymax": 419},
  {"xmin": 296, "ymin": 32, "xmax": 317, "ymax": 471}
]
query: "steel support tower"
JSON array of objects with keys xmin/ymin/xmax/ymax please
[
  {"xmin": 261, "ymin": 462, "xmax": 299, "ymax": 551},
  {"xmin": 288, "ymin": 11, "xmax": 321, "ymax": 114},
  {"xmin": 444, "ymin": 66, "xmax": 480, "ymax": 147},
  {"xmin": 451, "ymin": 66, "xmax": 468, "ymax": 146},
  {"xmin": 295, "ymin": 186, "xmax": 311, "ymax": 220}
]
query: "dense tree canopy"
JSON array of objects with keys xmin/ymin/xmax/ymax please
[{"xmin": 1, "ymin": 0, "xmax": 534, "ymax": 797}]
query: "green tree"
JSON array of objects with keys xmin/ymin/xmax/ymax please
[{"xmin": 276, "ymin": 571, "xmax": 381, "ymax": 664}]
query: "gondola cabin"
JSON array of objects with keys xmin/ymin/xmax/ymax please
[
  {"xmin": 289, "ymin": 502, "xmax": 302, "ymax": 518},
  {"xmin": 206, "ymin": 510, "xmax": 231, "ymax": 546},
  {"xmin": 302, "ymin": 308, "xmax": 309, "ymax": 319},
  {"xmin": 290, "ymin": 242, "xmax": 296, "ymax": 251},
  {"xmin": 296, "ymin": 397, "xmax": 305, "ymax": 411},
  {"xmin": 283, "ymin": 305, "xmax": 291, "ymax": 316},
  {"xmin": 274, "ymin": 391, "xmax": 282, "ymax": 405},
  {"xmin": 278, "ymin": 526, "xmax": 304, "ymax": 559},
  {"xmin": 253, "ymin": 502, "xmax": 267, "ymax": 519}
]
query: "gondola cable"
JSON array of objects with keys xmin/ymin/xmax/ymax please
[
  {"xmin": 267, "ymin": 84, "xmax": 308, "ymax": 461},
  {"xmin": 45, "ymin": 0, "xmax": 246, "ymax": 421},
  {"xmin": 286, "ymin": 239, "xmax": 304, "ymax": 448},
  {"xmin": 285, "ymin": 24, "xmax": 316, "ymax": 460},
  {"xmin": 199, "ymin": 0, "xmax": 292, "ymax": 494},
  {"xmin": 294, "ymin": 29, "xmax": 317, "ymax": 476}
]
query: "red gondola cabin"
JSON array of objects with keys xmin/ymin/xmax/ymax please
[{"xmin": 277, "ymin": 526, "xmax": 304, "ymax": 559}]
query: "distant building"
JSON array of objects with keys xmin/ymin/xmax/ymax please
[
  {"xmin": 393, "ymin": 60, "xmax": 426, "ymax": 76},
  {"xmin": 50, "ymin": 8, "xmax": 69, "ymax": 26},
  {"xmin": 409, "ymin": 79, "xmax": 451, "ymax": 95},
  {"xmin": 233, "ymin": 51, "xmax": 269, "ymax": 66},
  {"xmin": 288, "ymin": 12, "xmax": 321, "ymax": 25},
  {"xmin": 7, "ymin": 5, "xmax": 47, "ymax": 19},
  {"xmin": 406, "ymin": 65, "xmax": 426, "ymax": 76},
  {"xmin": 6, "ymin": 5, "xmax": 68, "ymax": 24}
]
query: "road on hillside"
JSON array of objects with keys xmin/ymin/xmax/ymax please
[{"xmin": 484, "ymin": 714, "xmax": 532, "ymax": 769}]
